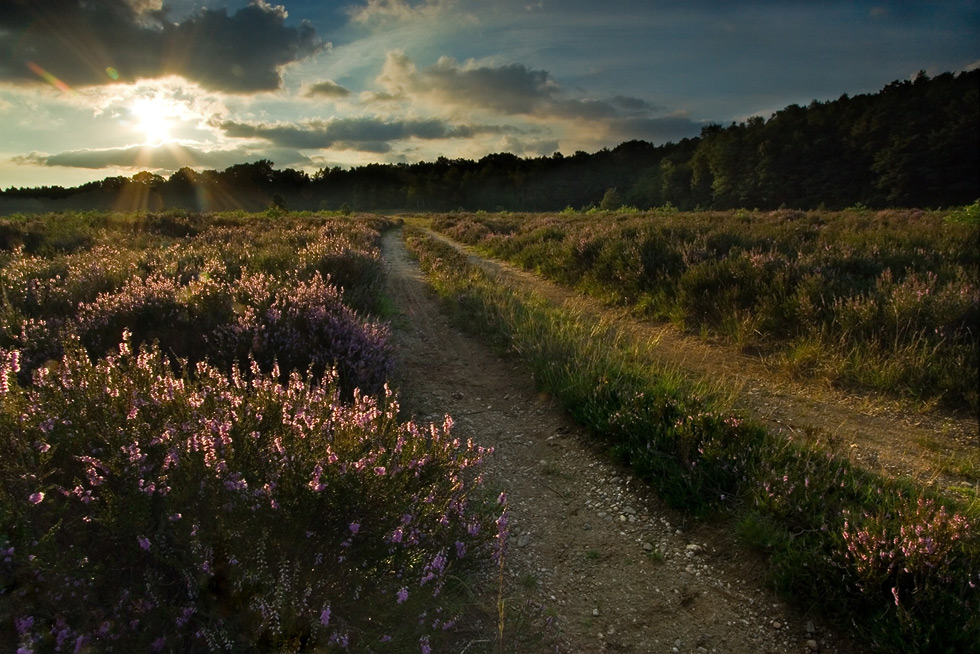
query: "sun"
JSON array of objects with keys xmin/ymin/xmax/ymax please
[{"xmin": 131, "ymin": 96, "xmax": 176, "ymax": 145}]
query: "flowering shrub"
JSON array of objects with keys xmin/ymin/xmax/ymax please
[
  {"xmin": 0, "ymin": 212, "xmax": 491, "ymax": 652},
  {"xmin": 0, "ymin": 338, "xmax": 495, "ymax": 652},
  {"xmin": 1, "ymin": 214, "xmax": 393, "ymax": 395},
  {"xmin": 219, "ymin": 273, "xmax": 392, "ymax": 397},
  {"xmin": 841, "ymin": 499, "xmax": 979, "ymax": 647}
]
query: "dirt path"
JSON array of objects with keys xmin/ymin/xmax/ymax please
[
  {"xmin": 381, "ymin": 228, "xmax": 862, "ymax": 654},
  {"xmin": 415, "ymin": 225, "xmax": 979, "ymax": 494}
]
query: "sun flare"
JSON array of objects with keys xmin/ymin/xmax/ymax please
[{"xmin": 131, "ymin": 96, "xmax": 176, "ymax": 145}]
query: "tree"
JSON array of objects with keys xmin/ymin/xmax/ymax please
[{"xmin": 600, "ymin": 187, "xmax": 623, "ymax": 210}]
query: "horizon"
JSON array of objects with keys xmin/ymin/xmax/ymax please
[{"xmin": 2, "ymin": 1, "xmax": 978, "ymax": 189}]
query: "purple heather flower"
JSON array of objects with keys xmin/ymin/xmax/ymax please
[
  {"xmin": 397, "ymin": 587, "xmax": 408, "ymax": 604},
  {"xmin": 320, "ymin": 606, "xmax": 331, "ymax": 626},
  {"xmin": 28, "ymin": 492, "xmax": 44, "ymax": 505},
  {"xmin": 137, "ymin": 536, "xmax": 150, "ymax": 551}
]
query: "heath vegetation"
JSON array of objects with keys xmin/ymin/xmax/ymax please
[
  {"xmin": 405, "ymin": 219, "xmax": 979, "ymax": 654},
  {"xmin": 430, "ymin": 205, "xmax": 979, "ymax": 415},
  {"xmin": 0, "ymin": 211, "xmax": 502, "ymax": 653}
]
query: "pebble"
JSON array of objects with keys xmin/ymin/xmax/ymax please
[
  {"xmin": 642, "ymin": 542, "xmax": 654, "ymax": 552},
  {"xmin": 771, "ymin": 621, "xmax": 782, "ymax": 630},
  {"xmin": 593, "ymin": 608, "xmax": 600, "ymax": 616},
  {"xmin": 806, "ymin": 639, "xmax": 820, "ymax": 652}
]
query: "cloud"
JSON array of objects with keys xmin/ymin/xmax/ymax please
[
  {"xmin": 377, "ymin": 52, "xmax": 666, "ymax": 124},
  {"xmin": 15, "ymin": 143, "xmax": 276, "ymax": 170},
  {"xmin": 378, "ymin": 52, "xmax": 554, "ymax": 114},
  {"xmin": 303, "ymin": 80, "xmax": 351, "ymax": 98},
  {"xmin": 348, "ymin": 0, "xmax": 459, "ymax": 24},
  {"xmin": 0, "ymin": 0, "xmax": 326, "ymax": 93},
  {"xmin": 496, "ymin": 135, "xmax": 559, "ymax": 157},
  {"xmin": 218, "ymin": 116, "xmax": 510, "ymax": 152}
]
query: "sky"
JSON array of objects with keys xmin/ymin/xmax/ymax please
[{"xmin": 1, "ymin": 0, "xmax": 977, "ymax": 189}]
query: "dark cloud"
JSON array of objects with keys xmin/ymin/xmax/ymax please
[
  {"xmin": 0, "ymin": 0, "xmax": 326, "ymax": 92},
  {"xmin": 424, "ymin": 58, "xmax": 554, "ymax": 114},
  {"xmin": 219, "ymin": 116, "xmax": 509, "ymax": 151},
  {"xmin": 15, "ymin": 143, "xmax": 277, "ymax": 170},
  {"xmin": 304, "ymin": 80, "xmax": 351, "ymax": 98}
]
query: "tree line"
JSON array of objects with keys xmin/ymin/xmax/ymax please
[{"xmin": 2, "ymin": 69, "xmax": 976, "ymax": 214}]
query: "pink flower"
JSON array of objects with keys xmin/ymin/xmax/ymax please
[{"xmin": 28, "ymin": 492, "xmax": 44, "ymax": 505}]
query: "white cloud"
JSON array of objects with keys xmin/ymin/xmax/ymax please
[{"xmin": 348, "ymin": 0, "xmax": 461, "ymax": 24}]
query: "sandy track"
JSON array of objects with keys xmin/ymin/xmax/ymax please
[{"xmin": 381, "ymin": 227, "xmax": 863, "ymax": 654}]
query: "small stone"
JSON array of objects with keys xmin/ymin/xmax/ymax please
[
  {"xmin": 518, "ymin": 534, "xmax": 531, "ymax": 547},
  {"xmin": 806, "ymin": 620, "xmax": 815, "ymax": 634},
  {"xmin": 593, "ymin": 608, "xmax": 600, "ymax": 617},
  {"xmin": 623, "ymin": 506, "xmax": 637, "ymax": 515},
  {"xmin": 806, "ymin": 639, "xmax": 819, "ymax": 652},
  {"xmin": 582, "ymin": 523, "xmax": 592, "ymax": 531},
  {"xmin": 771, "ymin": 621, "xmax": 783, "ymax": 630},
  {"xmin": 642, "ymin": 542, "xmax": 654, "ymax": 552}
]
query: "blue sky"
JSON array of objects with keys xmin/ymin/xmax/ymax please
[{"xmin": 1, "ymin": 0, "xmax": 977, "ymax": 188}]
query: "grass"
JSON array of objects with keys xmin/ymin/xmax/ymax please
[{"xmin": 405, "ymin": 223, "xmax": 980, "ymax": 654}]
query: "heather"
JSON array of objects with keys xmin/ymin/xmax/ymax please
[
  {"xmin": 0, "ymin": 212, "xmax": 501, "ymax": 652},
  {"xmin": 430, "ymin": 205, "xmax": 980, "ymax": 413},
  {"xmin": 405, "ymin": 225, "xmax": 980, "ymax": 653}
]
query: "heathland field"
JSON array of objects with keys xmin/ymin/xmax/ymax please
[
  {"xmin": 1, "ymin": 208, "xmax": 978, "ymax": 653},
  {"xmin": 0, "ymin": 212, "xmax": 499, "ymax": 652},
  {"xmin": 431, "ymin": 206, "xmax": 979, "ymax": 414}
]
